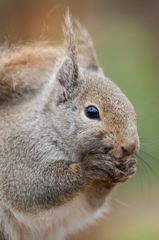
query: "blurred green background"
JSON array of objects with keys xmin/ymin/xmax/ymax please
[{"xmin": 1, "ymin": 0, "xmax": 159, "ymax": 239}]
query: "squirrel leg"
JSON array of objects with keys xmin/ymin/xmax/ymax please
[{"xmin": 3, "ymin": 156, "xmax": 136, "ymax": 212}]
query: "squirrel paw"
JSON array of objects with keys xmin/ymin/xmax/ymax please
[{"xmin": 82, "ymin": 153, "xmax": 136, "ymax": 186}]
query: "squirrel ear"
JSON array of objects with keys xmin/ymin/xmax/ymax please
[{"xmin": 56, "ymin": 57, "xmax": 74, "ymax": 88}]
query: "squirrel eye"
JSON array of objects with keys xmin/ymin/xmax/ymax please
[{"xmin": 84, "ymin": 106, "xmax": 100, "ymax": 120}]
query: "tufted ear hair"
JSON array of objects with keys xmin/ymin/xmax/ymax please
[
  {"xmin": 75, "ymin": 21, "xmax": 99, "ymax": 72},
  {"xmin": 62, "ymin": 10, "xmax": 79, "ymax": 84}
]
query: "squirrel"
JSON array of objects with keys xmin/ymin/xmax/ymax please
[{"xmin": 0, "ymin": 12, "xmax": 140, "ymax": 240}]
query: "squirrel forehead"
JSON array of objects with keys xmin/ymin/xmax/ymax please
[{"xmin": 79, "ymin": 73, "xmax": 133, "ymax": 110}]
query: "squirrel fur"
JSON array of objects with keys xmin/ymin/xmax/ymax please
[{"xmin": 0, "ymin": 12, "xmax": 140, "ymax": 240}]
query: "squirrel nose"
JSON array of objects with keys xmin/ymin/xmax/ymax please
[
  {"xmin": 111, "ymin": 138, "xmax": 140, "ymax": 159},
  {"xmin": 121, "ymin": 143, "xmax": 138, "ymax": 156}
]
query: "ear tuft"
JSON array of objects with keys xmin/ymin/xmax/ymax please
[
  {"xmin": 63, "ymin": 10, "xmax": 78, "ymax": 82},
  {"xmin": 75, "ymin": 20, "xmax": 99, "ymax": 71}
]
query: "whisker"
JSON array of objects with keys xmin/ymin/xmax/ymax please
[
  {"xmin": 135, "ymin": 155, "xmax": 152, "ymax": 199},
  {"xmin": 137, "ymin": 161, "xmax": 144, "ymax": 196},
  {"xmin": 141, "ymin": 144, "xmax": 159, "ymax": 151},
  {"xmin": 139, "ymin": 150, "xmax": 159, "ymax": 165},
  {"xmin": 139, "ymin": 156, "xmax": 152, "ymax": 196},
  {"xmin": 140, "ymin": 138, "xmax": 159, "ymax": 140},
  {"xmin": 140, "ymin": 138, "xmax": 159, "ymax": 145},
  {"xmin": 114, "ymin": 199, "xmax": 131, "ymax": 208},
  {"xmin": 135, "ymin": 153, "xmax": 159, "ymax": 180}
]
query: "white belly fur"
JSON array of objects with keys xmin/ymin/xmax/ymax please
[{"xmin": 5, "ymin": 192, "xmax": 111, "ymax": 240}]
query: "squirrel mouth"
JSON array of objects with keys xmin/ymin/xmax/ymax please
[{"xmin": 89, "ymin": 148, "xmax": 134, "ymax": 162}]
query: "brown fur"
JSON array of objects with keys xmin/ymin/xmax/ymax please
[
  {"xmin": 0, "ymin": 12, "xmax": 140, "ymax": 240},
  {"xmin": 0, "ymin": 43, "xmax": 62, "ymax": 99}
]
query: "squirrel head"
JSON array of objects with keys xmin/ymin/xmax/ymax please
[{"xmin": 45, "ymin": 12, "xmax": 140, "ymax": 162}]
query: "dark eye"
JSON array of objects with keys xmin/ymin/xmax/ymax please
[{"xmin": 84, "ymin": 106, "xmax": 100, "ymax": 120}]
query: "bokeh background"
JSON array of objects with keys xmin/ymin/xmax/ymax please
[{"xmin": 1, "ymin": 0, "xmax": 159, "ymax": 239}]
